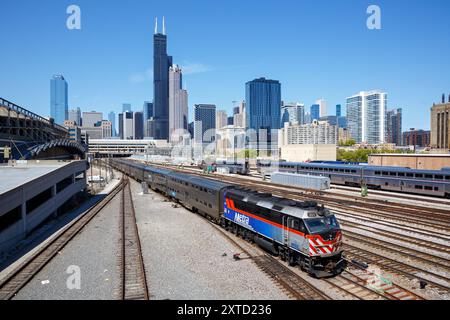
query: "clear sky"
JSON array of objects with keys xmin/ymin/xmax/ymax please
[{"xmin": 1, "ymin": 0, "xmax": 449, "ymax": 130}]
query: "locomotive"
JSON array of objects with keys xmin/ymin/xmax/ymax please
[{"xmin": 111, "ymin": 158, "xmax": 346, "ymax": 277}]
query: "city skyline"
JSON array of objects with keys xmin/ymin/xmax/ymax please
[{"xmin": 1, "ymin": 1, "xmax": 450, "ymax": 130}]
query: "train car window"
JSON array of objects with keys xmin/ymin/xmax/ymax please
[
  {"xmin": 446, "ymin": 176, "xmax": 450, "ymax": 180},
  {"xmin": 415, "ymin": 185, "xmax": 423, "ymax": 189},
  {"xmin": 389, "ymin": 172, "xmax": 396, "ymax": 176},
  {"xmin": 345, "ymin": 170, "xmax": 350, "ymax": 173},
  {"xmin": 434, "ymin": 187, "xmax": 439, "ymax": 191},
  {"xmin": 425, "ymin": 175, "xmax": 433, "ymax": 179},
  {"xmin": 406, "ymin": 173, "xmax": 414, "ymax": 177},
  {"xmin": 424, "ymin": 186, "xmax": 433, "ymax": 191},
  {"xmin": 351, "ymin": 170, "xmax": 357, "ymax": 173},
  {"xmin": 415, "ymin": 174, "xmax": 423, "ymax": 178},
  {"xmin": 375, "ymin": 171, "xmax": 381, "ymax": 175},
  {"xmin": 398, "ymin": 173, "xmax": 405, "ymax": 177},
  {"xmin": 435, "ymin": 175, "xmax": 443, "ymax": 180},
  {"xmin": 382, "ymin": 172, "xmax": 388, "ymax": 176}
]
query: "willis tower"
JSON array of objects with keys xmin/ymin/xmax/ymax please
[{"xmin": 153, "ymin": 17, "xmax": 172, "ymax": 140}]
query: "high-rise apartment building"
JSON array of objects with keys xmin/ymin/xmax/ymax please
[
  {"xmin": 336, "ymin": 104, "xmax": 342, "ymax": 117},
  {"xmin": 122, "ymin": 103, "xmax": 132, "ymax": 112},
  {"xmin": 169, "ymin": 65, "xmax": 188, "ymax": 142},
  {"xmin": 233, "ymin": 101, "xmax": 246, "ymax": 128},
  {"xmin": 346, "ymin": 90, "xmax": 387, "ymax": 144},
  {"xmin": 153, "ymin": 17, "xmax": 172, "ymax": 140},
  {"xmin": 279, "ymin": 120, "xmax": 338, "ymax": 145},
  {"xmin": 50, "ymin": 75, "xmax": 68, "ymax": 125}
]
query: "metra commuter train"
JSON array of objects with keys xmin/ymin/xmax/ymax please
[
  {"xmin": 111, "ymin": 158, "xmax": 346, "ymax": 277},
  {"xmin": 257, "ymin": 160, "xmax": 450, "ymax": 198}
]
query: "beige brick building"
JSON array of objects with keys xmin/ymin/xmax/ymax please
[{"xmin": 431, "ymin": 97, "xmax": 450, "ymax": 149}]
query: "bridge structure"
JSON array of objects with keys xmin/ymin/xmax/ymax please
[{"xmin": 0, "ymin": 97, "xmax": 86, "ymax": 161}]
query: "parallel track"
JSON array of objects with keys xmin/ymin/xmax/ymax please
[
  {"xmin": 0, "ymin": 178, "xmax": 125, "ymax": 300},
  {"xmin": 119, "ymin": 178, "xmax": 149, "ymax": 300}
]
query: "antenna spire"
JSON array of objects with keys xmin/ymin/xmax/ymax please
[
  {"xmin": 154, "ymin": 17, "xmax": 158, "ymax": 34},
  {"xmin": 162, "ymin": 16, "xmax": 166, "ymax": 35}
]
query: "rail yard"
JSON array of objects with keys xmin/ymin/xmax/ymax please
[{"xmin": 0, "ymin": 158, "xmax": 448, "ymax": 301}]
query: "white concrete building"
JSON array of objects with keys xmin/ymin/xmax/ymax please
[
  {"xmin": 346, "ymin": 90, "xmax": 387, "ymax": 144},
  {"xmin": 316, "ymin": 98, "xmax": 327, "ymax": 118},
  {"xmin": 169, "ymin": 65, "xmax": 188, "ymax": 143},
  {"xmin": 279, "ymin": 120, "xmax": 338, "ymax": 145},
  {"xmin": 82, "ymin": 111, "xmax": 103, "ymax": 128}
]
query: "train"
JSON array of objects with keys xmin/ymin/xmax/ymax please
[
  {"xmin": 257, "ymin": 160, "xmax": 450, "ymax": 198},
  {"xmin": 110, "ymin": 158, "xmax": 346, "ymax": 278}
]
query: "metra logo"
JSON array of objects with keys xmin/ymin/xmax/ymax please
[{"xmin": 234, "ymin": 213, "xmax": 250, "ymax": 226}]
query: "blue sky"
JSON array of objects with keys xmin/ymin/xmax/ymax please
[{"xmin": 1, "ymin": 0, "xmax": 449, "ymax": 130}]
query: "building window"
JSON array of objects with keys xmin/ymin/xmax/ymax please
[
  {"xmin": 0, "ymin": 206, "xmax": 22, "ymax": 232},
  {"xmin": 26, "ymin": 188, "xmax": 53, "ymax": 215}
]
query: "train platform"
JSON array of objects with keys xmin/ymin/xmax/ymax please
[{"xmin": 0, "ymin": 160, "xmax": 87, "ymax": 254}]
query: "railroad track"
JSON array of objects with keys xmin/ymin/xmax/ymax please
[
  {"xmin": 209, "ymin": 223, "xmax": 331, "ymax": 300},
  {"xmin": 145, "ymin": 163, "xmax": 450, "ymax": 230},
  {"xmin": 0, "ymin": 177, "xmax": 125, "ymax": 300},
  {"xmin": 119, "ymin": 178, "xmax": 149, "ymax": 300},
  {"xmin": 342, "ymin": 228, "xmax": 450, "ymax": 270},
  {"xmin": 343, "ymin": 245, "xmax": 450, "ymax": 294}
]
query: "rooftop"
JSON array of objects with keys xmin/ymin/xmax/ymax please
[{"xmin": 0, "ymin": 161, "xmax": 70, "ymax": 195}]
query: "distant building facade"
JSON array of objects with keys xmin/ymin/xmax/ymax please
[
  {"xmin": 216, "ymin": 110, "xmax": 228, "ymax": 130},
  {"xmin": 108, "ymin": 111, "xmax": 116, "ymax": 137},
  {"xmin": 386, "ymin": 108, "xmax": 402, "ymax": 146},
  {"xmin": 133, "ymin": 112, "xmax": 144, "ymax": 140},
  {"xmin": 281, "ymin": 103, "xmax": 305, "ymax": 126},
  {"xmin": 68, "ymin": 108, "xmax": 81, "ymax": 126},
  {"xmin": 245, "ymin": 77, "xmax": 281, "ymax": 153},
  {"xmin": 279, "ymin": 120, "xmax": 338, "ymax": 145},
  {"xmin": 310, "ymin": 104, "xmax": 320, "ymax": 122},
  {"xmin": 316, "ymin": 98, "xmax": 327, "ymax": 118},
  {"xmin": 169, "ymin": 65, "xmax": 188, "ymax": 142},
  {"xmin": 82, "ymin": 112, "xmax": 103, "ymax": 128},
  {"xmin": 50, "ymin": 75, "xmax": 68, "ymax": 125},
  {"xmin": 403, "ymin": 128, "xmax": 430, "ymax": 148},
  {"xmin": 194, "ymin": 104, "xmax": 216, "ymax": 144}
]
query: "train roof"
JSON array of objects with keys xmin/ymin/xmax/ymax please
[
  {"xmin": 167, "ymin": 170, "xmax": 232, "ymax": 191},
  {"xmin": 144, "ymin": 166, "xmax": 173, "ymax": 175},
  {"xmin": 280, "ymin": 161, "xmax": 450, "ymax": 175},
  {"xmin": 227, "ymin": 188, "xmax": 324, "ymax": 220}
]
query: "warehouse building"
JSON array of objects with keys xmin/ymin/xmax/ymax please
[{"xmin": 368, "ymin": 154, "xmax": 450, "ymax": 170}]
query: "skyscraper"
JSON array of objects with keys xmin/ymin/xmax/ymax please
[
  {"xmin": 336, "ymin": 104, "xmax": 342, "ymax": 117},
  {"xmin": 194, "ymin": 104, "xmax": 216, "ymax": 144},
  {"xmin": 245, "ymin": 78, "xmax": 281, "ymax": 152},
  {"xmin": 310, "ymin": 104, "xmax": 320, "ymax": 122},
  {"xmin": 153, "ymin": 17, "xmax": 172, "ymax": 140},
  {"xmin": 123, "ymin": 111, "xmax": 134, "ymax": 140},
  {"xmin": 68, "ymin": 108, "xmax": 81, "ymax": 126},
  {"xmin": 118, "ymin": 113, "xmax": 124, "ymax": 139},
  {"xmin": 133, "ymin": 112, "xmax": 144, "ymax": 139},
  {"xmin": 122, "ymin": 103, "xmax": 132, "ymax": 112},
  {"xmin": 50, "ymin": 75, "xmax": 68, "ymax": 125},
  {"xmin": 216, "ymin": 110, "xmax": 228, "ymax": 130},
  {"xmin": 346, "ymin": 90, "xmax": 387, "ymax": 144},
  {"xmin": 316, "ymin": 98, "xmax": 327, "ymax": 117},
  {"xmin": 386, "ymin": 108, "xmax": 402, "ymax": 146},
  {"xmin": 169, "ymin": 65, "xmax": 188, "ymax": 142},
  {"xmin": 108, "ymin": 111, "xmax": 116, "ymax": 137},
  {"xmin": 143, "ymin": 101, "xmax": 153, "ymax": 137}
]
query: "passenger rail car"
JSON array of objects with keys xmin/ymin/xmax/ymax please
[
  {"xmin": 257, "ymin": 161, "xmax": 450, "ymax": 198},
  {"xmin": 110, "ymin": 158, "xmax": 345, "ymax": 277}
]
